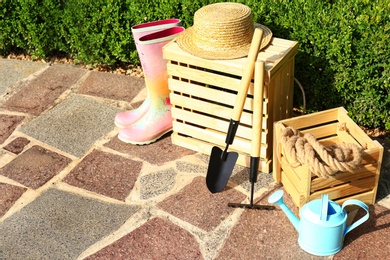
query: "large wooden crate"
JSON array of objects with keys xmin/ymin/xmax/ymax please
[
  {"xmin": 273, "ymin": 107, "xmax": 384, "ymax": 208},
  {"xmin": 163, "ymin": 37, "xmax": 298, "ymax": 173}
]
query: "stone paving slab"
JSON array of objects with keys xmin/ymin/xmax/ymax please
[
  {"xmin": 0, "ymin": 183, "xmax": 26, "ymax": 218},
  {"xmin": 0, "ymin": 59, "xmax": 48, "ymax": 95},
  {"xmin": 217, "ymin": 188, "xmax": 329, "ymax": 260},
  {"xmin": 86, "ymin": 217, "xmax": 203, "ymax": 259},
  {"xmin": 139, "ymin": 168, "xmax": 177, "ymax": 200},
  {"xmin": 0, "ymin": 145, "xmax": 71, "ymax": 189},
  {"xmin": 105, "ymin": 134, "xmax": 196, "ymax": 166},
  {"xmin": 20, "ymin": 94, "xmax": 122, "ymax": 158},
  {"xmin": 333, "ymin": 204, "xmax": 390, "ymax": 259},
  {"xmin": 0, "ymin": 188, "xmax": 140, "ymax": 260},
  {"xmin": 158, "ymin": 176, "xmax": 246, "ymax": 232},
  {"xmin": 3, "ymin": 137, "xmax": 30, "ymax": 154},
  {"xmin": 63, "ymin": 150, "xmax": 143, "ymax": 201},
  {"xmin": 77, "ymin": 71, "xmax": 146, "ymax": 103},
  {"xmin": 0, "ymin": 114, "xmax": 25, "ymax": 144},
  {"xmin": 2, "ymin": 64, "xmax": 86, "ymax": 116}
]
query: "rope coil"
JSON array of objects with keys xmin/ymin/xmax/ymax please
[{"xmin": 279, "ymin": 126, "xmax": 363, "ymax": 178}]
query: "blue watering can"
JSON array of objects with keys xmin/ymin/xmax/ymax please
[{"xmin": 268, "ymin": 190, "xmax": 369, "ymax": 256}]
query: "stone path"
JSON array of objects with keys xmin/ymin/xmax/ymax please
[{"xmin": 0, "ymin": 59, "xmax": 389, "ymax": 259}]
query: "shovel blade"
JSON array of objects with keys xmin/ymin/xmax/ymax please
[{"xmin": 206, "ymin": 146, "xmax": 238, "ymax": 193}]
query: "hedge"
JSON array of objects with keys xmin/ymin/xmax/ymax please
[{"xmin": 0, "ymin": 0, "xmax": 389, "ymax": 130}]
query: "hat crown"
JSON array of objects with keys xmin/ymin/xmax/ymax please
[
  {"xmin": 176, "ymin": 2, "xmax": 272, "ymax": 60},
  {"xmin": 193, "ymin": 3, "xmax": 254, "ymax": 50}
]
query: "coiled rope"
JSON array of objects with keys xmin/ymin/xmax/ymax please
[{"xmin": 279, "ymin": 126, "xmax": 363, "ymax": 178}]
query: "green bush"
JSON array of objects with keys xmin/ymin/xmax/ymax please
[{"xmin": 0, "ymin": 0, "xmax": 389, "ymax": 129}]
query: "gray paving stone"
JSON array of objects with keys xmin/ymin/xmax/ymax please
[
  {"xmin": 0, "ymin": 59, "xmax": 48, "ymax": 96},
  {"xmin": 175, "ymin": 161, "xmax": 208, "ymax": 174},
  {"xmin": 140, "ymin": 168, "xmax": 176, "ymax": 200},
  {"xmin": 20, "ymin": 94, "xmax": 122, "ymax": 157},
  {"xmin": 0, "ymin": 188, "xmax": 139, "ymax": 260}
]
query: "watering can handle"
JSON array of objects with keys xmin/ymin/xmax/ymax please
[
  {"xmin": 320, "ymin": 194, "xmax": 329, "ymax": 221},
  {"xmin": 342, "ymin": 199, "xmax": 369, "ymax": 236}
]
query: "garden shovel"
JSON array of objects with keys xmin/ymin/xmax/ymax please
[
  {"xmin": 228, "ymin": 61, "xmax": 274, "ymax": 210},
  {"xmin": 206, "ymin": 28, "xmax": 264, "ymax": 193}
]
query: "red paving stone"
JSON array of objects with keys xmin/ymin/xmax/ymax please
[
  {"xmin": 86, "ymin": 217, "xmax": 203, "ymax": 260},
  {"xmin": 77, "ymin": 71, "xmax": 146, "ymax": 102},
  {"xmin": 63, "ymin": 150, "xmax": 142, "ymax": 201},
  {"xmin": 0, "ymin": 114, "xmax": 24, "ymax": 144},
  {"xmin": 105, "ymin": 134, "xmax": 195, "ymax": 166},
  {"xmin": 216, "ymin": 189, "xmax": 308, "ymax": 259},
  {"xmin": 1, "ymin": 65, "xmax": 86, "ymax": 115},
  {"xmin": 0, "ymin": 145, "xmax": 71, "ymax": 189},
  {"xmin": 0, "ymin": 183, "xmax": 27, "ymax": 217},
  {"xmin": 3, "ymin": 137, "xmax": 30, "ymax": 154},
  {"xmin": 158, "ymin": 176, "xmax": 246, "ymax": 232},
  {"xmin": 333, "ymin": 204, "xmax": 390, "ymax": 259}
]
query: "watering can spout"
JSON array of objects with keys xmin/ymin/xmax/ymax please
[{"xmin": 268, "ymin": 190, "xmax": 299, "ymax": 232}]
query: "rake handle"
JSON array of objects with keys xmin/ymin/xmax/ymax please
[{"xmin": 252, "ymin": 61, "xmax": 265, "ymax": 157}]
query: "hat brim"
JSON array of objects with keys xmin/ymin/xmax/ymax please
[{"xmin": 176, "ymin": 23, "xmax": 272, "ymax": 60}]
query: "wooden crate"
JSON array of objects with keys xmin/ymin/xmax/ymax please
[
  {"xmin": 163, "ymin": 37, "xmax": 298, "ymax": 173},
  {"xmin": 273, "ymin": 107, "xmax": 384, "ymax": 208}
]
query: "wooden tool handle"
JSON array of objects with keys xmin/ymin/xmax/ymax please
[
  {"xmin": 231, "ymin": 28, "xmax": 264, "ymax": 121},
  {"xmin": 252, "ymin": 61, "xmax": 265, "ymax": 157}
]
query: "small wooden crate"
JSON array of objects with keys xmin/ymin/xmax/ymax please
[
  {"xmin": 273, "ymin": 107, "xmax": 384, "ymax": 208},
  {"xmin": 163, "ymin": 37, "xmax": 298, "ymax": 173}
]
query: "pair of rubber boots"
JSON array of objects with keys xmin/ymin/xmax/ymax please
[{"xmin": 115, "ymin": 19, "xmax": 184, "ymax": 145}]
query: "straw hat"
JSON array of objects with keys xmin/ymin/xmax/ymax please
[{"xmin": 176, "ymin": 2, "xmax": 272, "ymax": 60}]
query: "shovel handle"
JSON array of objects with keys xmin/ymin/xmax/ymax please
[
  {"xmin": 231, "ymin": 28, "xmax": 264, "ymax": 121},
  {"xmin": 252, "ymin": 61, "xmax": 265, "ymax": 157}
]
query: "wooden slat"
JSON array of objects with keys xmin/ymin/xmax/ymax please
[
  {"xmin": 300, "ymin": 122, "xmax": 338, "ymax": 139},
  {"xmin": 282, "ymin": 59, "xmax": 294, "ymax": 119},
  {"xmin": 361, "ymin": 148, "xmax": 382, "ymax": 165},
  {"xmin": 170, "ymin": 93, "xmax": 253, "ymax": 126},
  {"xmin": 337, "ymin": 107, "xmax": 375, "ymax": 148},
  {"xmin": 168, "ymin": 78, "xmax": 269, "ymax": 115},
  {"xmin": 167, "ymin": 63, "xmax": 241, "ymax": 92},
  {"xmin": 163, "ymin": 38, "xmax": 298, "ymax": 78},
  {"xmin": 281, "ymin": 169, "xmax": 306, "ymax": 207},
  {"xmin": 273, "ymin": 122, "xmax": 283, "ymax": 183},
  {"xmin": 334, "ymin": 190, "xmax": 375, "ymax": 205},
  {"xmin": 336, "ymin": 125, "xmax": 362, "ymax": 146},
  {"xmin": 309, "ymin": 176, "xmax": 376, "ymax": 201},
  {"xmin": 276, "ymin": 108, "xmax": 339, "ymax": 130},
  {"xmin": 271, "ymin": 37, "xmax": 298, "ymax": 48},
  {"xmin": 310, "ymin": 164, "xmax": 377, "ymax": 192},
  {"xmin": 279, "ymin": 156, "xmax": 306, "ymax": 193},
  {"xmin": 172, "ymin": 107, "xmax": 260, "ymax": 140},
  {"xmin": 172, "ymin": 121, "xmax": 251, "ymax": 154}
]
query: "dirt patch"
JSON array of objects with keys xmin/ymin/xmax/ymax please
[{"xmin": 1, "ymin": 52, "xmax": 144, "ymax": 78}]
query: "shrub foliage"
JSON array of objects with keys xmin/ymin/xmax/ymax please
[{"xmin": 0, "ymin": 0, "xmax": 389, "ymax": 129}]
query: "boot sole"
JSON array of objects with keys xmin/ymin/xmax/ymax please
[{"xmin": 118, "ymin": 129, "xmax": 172, "ymax": 145}]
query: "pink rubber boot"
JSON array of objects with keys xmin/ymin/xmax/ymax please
[
  {"xmin": 118, "ymin": 26, "xmax": 184, "ymax": 145},
  {"xmin": 114, "ymin": 19, "xmax": 180, "ymax": 128}
]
